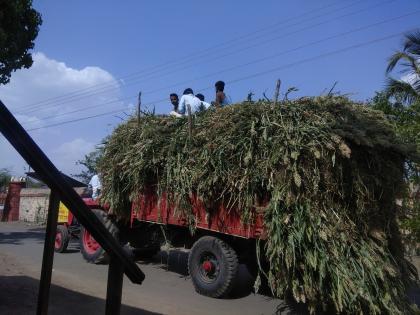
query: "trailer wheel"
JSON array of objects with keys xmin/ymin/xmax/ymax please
[
  {"xmin": 188, "ymin": 236, "xmax": 238, "ymax": 298},
  {"xmin": 133, "ymin": 247, "xmax": 160, "ymax": 260},
  {"xmin": 54, "ymin": 225, "xmax": 70, "ymax": 253},
  {"xmin": 80, "ymin": 209, "xmax": 118, "ymax": 264}
]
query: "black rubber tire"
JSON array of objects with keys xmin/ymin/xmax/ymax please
[
  {"xmin": 188, "ymin": 236, "xmax": 238, "ymax": 298},
  {"xmin": 54, "ymin": 225, "xmax": 70, "ymax": 253},
  {"xmin": 133, "ymin": 247, "xmax": 160, "ymax": 260},
  {"xmin": 79, "ymin": 209, "xmax": 118, "ymax": 264}
]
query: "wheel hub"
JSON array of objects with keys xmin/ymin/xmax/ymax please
[
  {"xmin": 202, "ymin": 260, "xmax": 214, "ymax": 273},
  {"xmin": 55, "ymin": 233, "xmax": 62, "ymax": 248},
  {"xmin": 83, "ymin": 230, "xmax": 100, "ymax": 254},
  {"xmin": 198, "ymin": 252, "xmax": 219, "ymax": 282}
]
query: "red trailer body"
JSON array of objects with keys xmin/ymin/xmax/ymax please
[
  {"xmin": 131, "ymin": 192, "xmax": 266, "ymax": 239},
  {"xmin": 76, "ymin": 192, "xmax": 267, "ymax": 298}
]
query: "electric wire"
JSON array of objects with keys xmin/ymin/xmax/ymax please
[
  {"xmin": 15, "ymin": 0, "xmax": 359, "ymax": 110},
  {"xmin": 23, "ymin": 11, "xmax": 419, "ymax": 126},
  {"xmin": 26, "ymin": 29, "xmax": 413, "ymax": 132},
  {"xmin": 16, "ymin": 0, "xmax": 382, "ymax": 113}
]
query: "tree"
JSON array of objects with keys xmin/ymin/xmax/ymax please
[
  {"xmin": 0, "ymin": 168, "xmax": 11, "ymax": 192},
  {"xmin": 74, "ymin": 146, "xmax": 104, "ymax": 184},
  {"xmin": 385, "ymin": 30, "xmax": 420, "ymax": 104},
  {"xmin": 0, "ymin": 0, "xmax": 42, "ymax": 84},
  {"xmin": 371, "ymin": 92, "xmax": 420, "ymax": 250}
]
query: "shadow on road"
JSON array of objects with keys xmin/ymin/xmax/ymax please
[
  {"xmin": 135, "ymin": 248, "xmax": 309, "ymax": 314},
  {"xmin": 0, "ymin": 226, "xmax": 45, "ymax": 245},
  {"xmin": 0, "ymin": 275, "xmax": 162, "ymax": 315},
  {"xmin": 137, "ymin": 248, "xmax": 266, "ymax": 298},
  {"xmin": 136, "ymin": 249, "xmax": 256, "ymax": 297}
]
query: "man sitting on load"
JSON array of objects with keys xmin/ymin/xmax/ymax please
[
  {"xmin": 178, "ymin": 88, "xmax": 202, "ymax": 115},
  {"xmin": 214, "ymin": 80, "xmax": 231, "ymax": 108},
  {"xmin": 169, "ymin": 93, "xmax": 182, "ymax": 117}
]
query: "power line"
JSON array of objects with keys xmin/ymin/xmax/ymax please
[
  {"xmin": 16, "ymin": 0, "xmax": 376, "ymax": 113},
  {"xmin": 19, "ymin": 0, "xmax": 393, "ymax": 116},
  {"xmin": 27, "ymin": 29, "xmax": 412, "ymax": 132},
  {"xmin": 24, "ymin": 9, "xmax": 419, "ymax": 126},
  {"xmin": 138, "ymin": 4, "xmax": 410, "ymax": 95},
  {"xmin": 15, "ymin": 0, "xmax": 355, "ymax": 109}
]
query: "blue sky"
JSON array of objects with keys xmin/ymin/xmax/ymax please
[{"xmin": 1, "ymin": 0, "xmax": 419, "ymax": 176}]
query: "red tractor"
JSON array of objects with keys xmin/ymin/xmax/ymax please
[{"xmin": 54, "ymin": 198, "xmax": 106, "ymax": 256}]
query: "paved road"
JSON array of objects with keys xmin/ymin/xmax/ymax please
[{"xmin": 0, "ymin": 222, "xmax": 302, "ymax": 315}]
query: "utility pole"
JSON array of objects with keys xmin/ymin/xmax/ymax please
[
  {"xmin": 137, "ymin": 92, "xmax": 141, "ymax": 127},
  {"xmin": 273, "ymin": 79, "xmax": 281, "ymax": 105}
]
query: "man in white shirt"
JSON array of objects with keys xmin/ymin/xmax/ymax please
[
  {"xmin": 196, "ymin": 93, "xmax": 211, "ymax": 111},
  {"xmin": 89, "ymin": 174, "xmax": 102, "ymax": 199},
  {"xmin": 178, "ymin": 88, "xmax": 202, "ymax": 115}
]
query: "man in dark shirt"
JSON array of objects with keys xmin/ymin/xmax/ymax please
[{"xmin": 214, "ymin": 80, "xmax": 230, "ymax": 108}]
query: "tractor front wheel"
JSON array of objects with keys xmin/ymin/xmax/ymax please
[
  {"xmin": 79, "ymin": 209, "xmax": 118, "ymax": 264},
  {"xmin": 54, "ymin": 225, "xmax": 70, "ymax": 253}
]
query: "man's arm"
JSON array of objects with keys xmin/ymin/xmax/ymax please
[{"xmin": 178, "ymin": 95, "xmax": 186, "ymax": 115}]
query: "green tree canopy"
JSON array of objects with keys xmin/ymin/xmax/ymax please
[
  {"xmin": 0, "ymin": 0, "xmax": 42, "ymax": 84},
  {"xmin": 74, "ymin": 145, "xmax": 105, "ymax": 184},
  {"xmin": 371, "ymin": 92, "xmax": 420, "ymax": 247},
  {"xmin": 0, "ymin": 168, "xmax": 11, "ymax": 192}
]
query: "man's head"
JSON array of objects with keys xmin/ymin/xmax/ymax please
[
  {"xmin": 183, "ymin": 88, "xmax": 194, "ymax": 95},
  {"xmin": 215, "ymin": 80, "xmax": 225, "ymax": 92},
  {"xmin": 196, "ymin": 93, "xmax": 205, "ymax": 101},
  {"xmin": 170, "ymin": 93, "xmax": 179, "ymax": 109}
]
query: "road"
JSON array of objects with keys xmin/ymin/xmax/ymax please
[{"xmin": 0, "ymin": 222, "xmax": 302, "ymax": 315}]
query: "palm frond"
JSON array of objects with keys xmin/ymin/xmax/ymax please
[
  {"xmin": 386, "ymin": 51, "xmax": 419, "ymax": 75},
  {"xmin": 385, "ymin": 77, "xmax": 419, "ymax": 104},
  {"xmin": 404, "ymin": 30, "xmax": 420, "ymax": 56},
  {"xmin": 413, "ymin": 78, "xmax": 420, "ymax": 93}
]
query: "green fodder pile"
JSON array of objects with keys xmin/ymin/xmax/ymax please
[{"xmin": 99, "ymin": 96, "xmax": 419, "ymax": 314}]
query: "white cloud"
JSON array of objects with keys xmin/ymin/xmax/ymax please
[
  {"xmin": 51, "ymin": 138, "xmax": 95, "ymax": 175},
  {"xmin": 14, "ymin": 113, "xmax": 44, "ymax": 129},
  {"xmin": 1, "ymin": 52, "xmax": 122, "ymax": 119},
  {"xmin": 0, "ymin": 137, "xmax": 27, "ymax": 175},
  {"xmin": 0, "ymin": 52, "xmax": 124, "ymax": 176}
]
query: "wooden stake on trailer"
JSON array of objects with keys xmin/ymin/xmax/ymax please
[
  {"xmin": 273, "ymin": 79, "xmax": 281, "ymax": 105},
  {"xmin": 187, "ymin": 104, "xmax": 192, "ymax": 139},
  {"xmin": 137, "ymin": 92, "xmax": 141, "ymax": 127}
]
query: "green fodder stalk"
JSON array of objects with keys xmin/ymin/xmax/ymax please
[{"xmin": 99, "ymin": 96, "xmax": 419, "ymax": 314}]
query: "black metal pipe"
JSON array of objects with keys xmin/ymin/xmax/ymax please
[
  {"xmin": 36, "ymin": 192, "xmax": 60, "ymax": 315},
  {"xmin": 0, "ymin": 100, "xmax": 145, "ymax": 284}
]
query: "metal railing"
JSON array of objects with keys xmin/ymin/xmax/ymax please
[{"xmin": 0, "ymin": 100, "xmax": 145, "ymax": 315}]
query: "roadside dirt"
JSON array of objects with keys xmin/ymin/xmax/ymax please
[{"xmin": 0, "ymin": 252, "xmax": 160, "ymax": 315}]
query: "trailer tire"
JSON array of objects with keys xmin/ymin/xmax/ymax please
[
  {"xmin": 188, "ymin": 236, "xmax": 238, "ymax": 298},
  {"xmin": 133, "ymin": 247, "xmax": 160, "ymax": 260},
  {"xmin": 54, "ymin": 225, "xmax": 70, "ymax": 253},
  {"xmin": 80, "ymin": 209, "xmax": 118, "ymax": 264}
]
